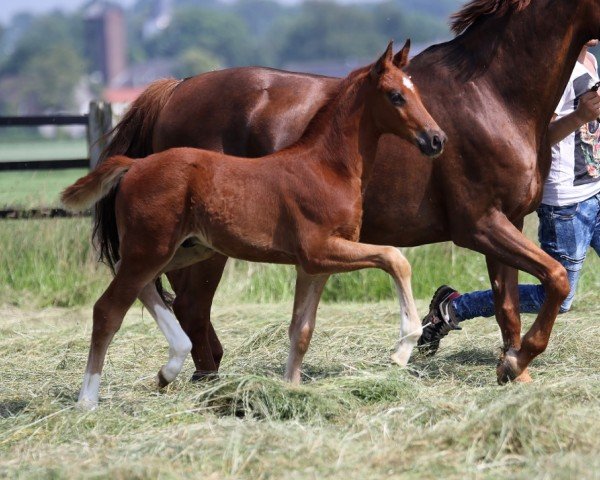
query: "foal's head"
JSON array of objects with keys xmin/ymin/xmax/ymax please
[{"xmin": 368, "ymin": 41, "xmax": 446, "ymax": 157}]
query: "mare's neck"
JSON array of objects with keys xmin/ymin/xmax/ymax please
[
  {"xmin": 308, "ymin": 76, "xmax": 382, "ymax": 187},
  {"xmin": 455, "ymin": 0, "xmax": 594, "ymax": 140}
]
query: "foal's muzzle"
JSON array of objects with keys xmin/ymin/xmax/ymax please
[{"xmin": 416, "ymin": 130, "xmax": 446, "ymax": 158}]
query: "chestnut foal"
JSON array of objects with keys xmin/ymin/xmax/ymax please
[{"xmin": 62, "ymin": 42, "xmax": 445, "ymax": 408}]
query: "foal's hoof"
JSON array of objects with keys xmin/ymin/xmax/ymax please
[
  {"xmin": 496, "ymin": 349, "xmax": 522, "ymax": 385},
  {"xmin": 76, "ymin": 399, "xmax": 98, "ymax": 411},
  {"xmin": 190, "ymin": 370, "xmax": 219, "ymax": 382},
  {"xmin": 390, "ymin": 351, "xmax": 409, "ymax": 367},
  {"xmin": 156, "ymin": 369, "xmax": 171, "ymax": 389}
]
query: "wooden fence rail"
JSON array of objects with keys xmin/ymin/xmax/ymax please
[
  {"xmin": 0, "ymin": 102, "xmax": 112, "ymax": 171},
  {"xmin": 0, "ymin": 101, "xmax": 113, "ymax": 218}
]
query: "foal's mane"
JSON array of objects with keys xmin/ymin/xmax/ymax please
[
  {"xmin": 292, "ymin": 65, "xmax": 371, "ymax": 148},
  {"xmin": 450, "ymin": 0, "xmax": 533, "ymax": 35}
]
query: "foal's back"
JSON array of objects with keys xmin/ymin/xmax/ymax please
[{"xmin": 118, "ymin": 137, "xmax": 364, "ymax": 264}]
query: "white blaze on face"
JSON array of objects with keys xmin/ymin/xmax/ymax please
[{"xmin": 402, "ymin": 75, "xmax": 415, "ymax": 93}]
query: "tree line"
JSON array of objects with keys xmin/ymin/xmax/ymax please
[{"xmin": 0, "ymin": 0, "xmax": 461, "ymax": 114}]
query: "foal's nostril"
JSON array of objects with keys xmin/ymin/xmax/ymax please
[{"xmin": 416, "ymin": 131, "xmax": 446, "ymax": 157}]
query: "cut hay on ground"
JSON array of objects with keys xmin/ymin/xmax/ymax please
[{"xmin": 1, "ymin": 300, "xmax": 598, "ymax": 479}]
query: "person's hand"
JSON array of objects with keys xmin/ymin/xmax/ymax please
[{"xmin": 575, "ymin": 90, "xmax": 600, "ymax": 124}]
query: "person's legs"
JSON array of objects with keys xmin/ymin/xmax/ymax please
[
  {"xmin": 589, "ymin": 192, "xmax": 600, "ymax": 255},
  {"xmin": 419, "ymin": 196, "xmax": 597, "ymax": 354},
  {"xmin": 451, "ymin": 284, "xmax": 546, "ymax": 319}
]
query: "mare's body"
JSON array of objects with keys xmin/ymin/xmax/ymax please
[{"xmin": 98, "ymin": 0, "xmax": 600, "ymax": 382}]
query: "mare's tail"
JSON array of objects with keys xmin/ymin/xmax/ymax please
[
  {"xmin": 61, "ymin": 156, "xmax": 135, "ymax": 212},
  {"xmin": 93, "ymin": 78, "xmax": 181, "ymax": 274}
]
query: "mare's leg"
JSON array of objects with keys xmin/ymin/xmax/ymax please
[
  {"xmin": 486, "ymin": 256, "xmax": 532, "ymax": 383},
  {"xmin": 284, "ymin": 268, "xmax": 329, "ymax": 385},
  {"xmin": 78, "ymin": 258, "xmax": 163, "ymax": 409},
  {"xmin": 300, "ymin": 238, "xmax": 422, "ymax": 368},
  {"xmin": 458, "ymin": 212, "xmax": 569, "ymax": 384},
  {"xmin": 168, "ymin": 254, "xmax": 228, "ymax": 380},
  {"xmin": 138, "ymin": 282, "xmax": 193, "ymax": 388},
  {"xmin": 485, "ymin": 217, "xmax": 525, "ymax": 352}
]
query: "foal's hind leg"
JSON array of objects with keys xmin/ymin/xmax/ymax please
[
  {"xmin": 284, "ymin": 268, "xmax": 329, "ymax": 385},
  {"xmin": 78, "ymin": 265, "xmax": 153, "ymax": 409},
  {"xmin": 300, "ymin": 239, "xmax": 422, "ymax": 368},
  {"xmin": 138, "ymin": 282, "xmax": 192, "ymax": 388}
]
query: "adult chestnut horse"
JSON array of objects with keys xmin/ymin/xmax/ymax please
[
  {"xmin": 97, "ymin": 0, "xmax": 600, "ymax": 384},
  {"xmin": 64, "ymin": 43, "xmax": 444, "ymax": 408}
]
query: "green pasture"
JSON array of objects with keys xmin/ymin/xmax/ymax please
[
  {"xmin": 0, "ymin": 185, "xmax": 598, "ymax": 479},
  {"xmin": 0, "ymin": 301, "xmax": 598, "ymax": 478},
  {"xmin": 0, "ymin": 138, "xmax": 88, "ymax": 208},
  {"xmin": 0, "ymin": 217, "xmax": 599, "ymax": 309},
  {"xmin": 0, "ymin": 169, "xmax": 87, "ymax": 209},
  {"xmin": 0, "ymin": 138, "xmax": 88, "ymax": 162},
  {"xmin": 0, "ymin": 139, "xmax": 87, "ymax": 162}
]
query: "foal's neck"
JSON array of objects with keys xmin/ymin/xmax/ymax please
[{"xmin": 307, "ymin": 73, "xmax": 382, "ymax": 187}]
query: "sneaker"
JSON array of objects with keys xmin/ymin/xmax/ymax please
[{"xmin": 418, "ymin": 285, "xmax": 462, "ymax": 356}]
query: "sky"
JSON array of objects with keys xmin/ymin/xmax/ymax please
[
  {"xmin": 1, "ymin": 0, "xmax": 134, "ymax": 24},
  {"xmin": 0, "ymin": 0, "xmax": 355, "ymax": 25}
]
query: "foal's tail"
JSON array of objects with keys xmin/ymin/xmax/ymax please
[
  {"xmin": 61, "ymin": 156, "xmax": 135, "ymax": 212},
  {"xmin": 94, "ymin": 78, "xmax": 181, "ymax": 274}
]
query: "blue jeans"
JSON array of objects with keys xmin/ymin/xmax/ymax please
[{"xmin": 453, "ymin": 192, "xmax": 600, "ymax": 320}]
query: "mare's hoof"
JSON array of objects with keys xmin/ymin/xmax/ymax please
[
  {"xmin": 496, "ymin": 349, "xmax": 521, "ymax": 385},
  {"xmin": 514, "ymin": 368, "xmax": 533, "ymax": 383},
  {"xmin": 156, "ymin": 369, "xmax": 170, "ymax": 389},
  {"xmin": 190, "ymin": 370, "xmax": 219, "ymax": 382}
]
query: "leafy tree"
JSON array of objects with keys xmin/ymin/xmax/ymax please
[
  {"xmin": 591, "ymin": 45, "xmax": 600, "ymax": 65},
  {"xmin": 146, "ymin": 6, "xmax": 263, "ymax": 66},
  {"xmin": 1, "ymin": 13, "xmax": 84, "ymax": 75},
  {"xmin": 233, "ymin": 0, "xmax": 287, "ymax": 38},
  {"xmin": 373, "ymin": 2, "xmax": 409, "ymax": 41},
  {"xmin": 0, "ymin": 24, "xmax": 6, "ymax": 70},
  {"xmin": 393, "ymin": 0, "xmax": 463, "ymax": 18},
  {"xmin": 276, "ymin": 1, "xmax": 382, "ymax": 63},
  {"xmin": 175, "ymin": 47, "xmax": 222, "ymax": 78},
  {"xmin": 20, "ymin": 44, "xmax": 85, "ymax": 111},
  {"xmin": 0, "ymin": 12, "xmax": 85, "ymax": 113}
]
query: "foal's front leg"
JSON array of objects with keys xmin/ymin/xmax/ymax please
[
  {"xmin": 284, "ymin": 268, "xmax": 329, "ymax": 385},
  {"xmin": 299, "ymin": 238, "xmax": 422, "ymax": 368}
]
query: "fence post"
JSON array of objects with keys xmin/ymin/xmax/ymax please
[{"xmin": 87, "ymin": 101, "xmax": 113, "ymax": 170}]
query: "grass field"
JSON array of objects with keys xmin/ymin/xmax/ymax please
[
  {"xmin": 0, "ymin": 301, "xmax": 598, "ymax": 479},
  {"xmin": 0, "ymin": 177, "xmax": 599, "ymax": 478},
  {"xmin": 0, "ymin": 139, "xmax": 87, "ymax": 162},
  {"xmin": 0, "ymin": 169, "xmax": 87, "ymax": 209},
  {"xmin": 1, "ymin": 217, "xmax": 599, "ymax": 308},
  {"xmin": 0, "ymin": 138, "xmax": 88, "ymax": 208}
]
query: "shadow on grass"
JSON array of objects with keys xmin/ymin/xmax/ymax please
[
  {"xmin": 444, "ymin": 347, "xmax": 498, "ymax": 366},
  {"xmin": 0, "ymin": 399, "xmax": 29, "ymax": 418},
  {"xmin": 409, "ymin": 347, "xmax": 499, "ymax": 384},
  {"xmin": 226, "ymin": 361, "xmax": 350, "ymax": 382},
  {"xmin": 411, "ymin": 346, "xmax": 497, "ymax": 367}
]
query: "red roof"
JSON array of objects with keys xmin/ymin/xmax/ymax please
[{"xmin": 103, "ymin": 86, "xmax": 146, "ymax": 104}]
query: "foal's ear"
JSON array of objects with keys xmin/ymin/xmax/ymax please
[
  {"xmin": 393, "ymin": 39, "xmax": 411, "ymax": 69},
  {"xmin": 370, "ymin": 41, "xmax": 394, "ymax": 80}
]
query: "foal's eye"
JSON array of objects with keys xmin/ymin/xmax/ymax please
[{"xmin": 388, "ymin": 91, "xmax": 405, "ymax": 106}]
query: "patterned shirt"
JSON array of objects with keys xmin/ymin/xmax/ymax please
[{"xmin": 543, "ymin": 55, "xmax": 600, "ymax": 206}]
